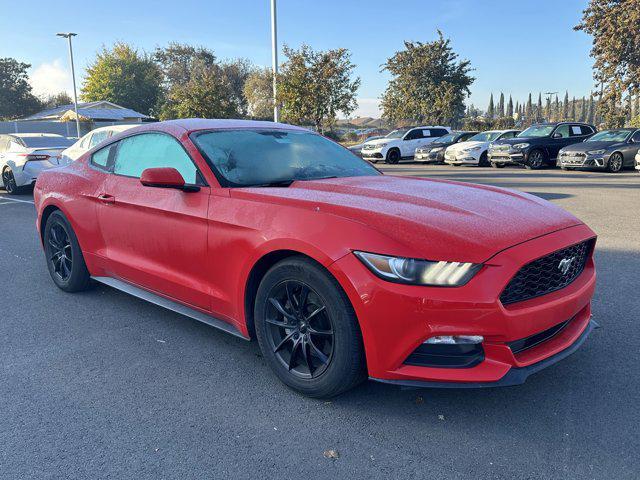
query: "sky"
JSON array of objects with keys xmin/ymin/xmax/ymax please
[{"xmin": 0, "ymin": 0, "xmax": 596, "ymax": 118}]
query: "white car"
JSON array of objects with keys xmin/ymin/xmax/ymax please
[
  {"xmin": 361, "ymin": 126, "xmax": 451, "ymax": 164},
  {"xmin": 443, "ymin": 130, "xmax": 520, "ymax": 167},
  {"xmin": 0, "ymin": 133, "xmax": 75, "ymax": 194},
  {"xmin": 61, "ymin": 124, "xmax": 138, "ymax": 162},
  {"xmin": 636, "ymin": 150, "xmax": 640, "ymax": 171}
]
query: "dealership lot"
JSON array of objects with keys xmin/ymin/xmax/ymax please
[{"xmin": 1, "ymin": 166, "xmax": 638, "ymax": 479}]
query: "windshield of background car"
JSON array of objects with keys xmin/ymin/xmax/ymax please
[
  {"xmin": 434, "ymin": 133, "xmax": 457, "ymax": 143},
  {"xmin": 586, "ymin": 130, "xmax": 630, "ymax": 142},
  {"xmin": 468, "ymin": 131, "xmax": 501, "ymax": 142},
  {"xmin": 192, "ymin": 129, "xmax": 381, "ymax": 187},
  {"xmin": 19, "ymin": 137, "xmax": 75, "ymax": 148},
  {"xmin": 517, "ymin": 125, "xmax": 555, "ymax": 138},
  {"xmin": 385, "ymin": 129, "xmax": 409, "ymax": 139}
]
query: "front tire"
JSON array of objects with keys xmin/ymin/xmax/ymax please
[
  {"xmin": 254, "ymin": 257, "xmax": 366, "ymax": 398},
  {"xmin": 526, "ymin": 149, "xmax": 546, "ymax": 169},
  {"xmin": 385, "ymin": 148, "xmax": 400, "ymax": 164},
  {"xmin": 607, "ymin": 153, "xmax": 624, "ymax": 173},
  {"xmin": 44, "ymin": 211, "xmax": 91, "ymax": 292},
  {"xmin": 478, "ymin": 152, "xmax": 489, "ymax": 167}
]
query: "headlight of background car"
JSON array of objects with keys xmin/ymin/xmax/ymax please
[
  {"xmin": 464, "ymin": 146, "xmax": 482, "ymax": 152},
  {"xmin": 512, "ymin": 143, "xmax": 529, "ymax": 150},
  {"xmin": 376, "ymin": 143, "xmax": 387, "ymax": 148},
  {"xmin": 587, "ymin": 149, "xmax": 605, "ymax": 155},
  {"xmin": 431, "ymin": 147, "xmax": 442, "ymax": 152},
  {"xmin": 354, "ymin": 251, "xmax": 482, "ymax": 287}
]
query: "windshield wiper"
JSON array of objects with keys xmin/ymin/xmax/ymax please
[
  {"xmin": 298, "ymin": 175, "xmax": 339, "ymax": 182},
  {"xmin": 244, "ymin": 179, "xmax": 295, "ymax": 188}
]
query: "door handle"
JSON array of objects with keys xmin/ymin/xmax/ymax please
[{"xmin": 97, "ymin": 193, "xmax": 115, "ymax": 204}]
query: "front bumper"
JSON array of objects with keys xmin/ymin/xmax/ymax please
[
  {"xmin": 361, "ymin": 150, "xmax": 384, "ymax": 160},
  {"xmin": 443, "ymin": 151, "xmax": 481, "ymax": 165},
  {"xmin": 415, "ymin": 150, "xmax": 445, "ymax": 163},
  {"xmin": 489, "ymin": 151, "xmax": 526, "ymax": 165},
  {"xmin": 329, "ymin": 224, "xmax": 597, "ymax": 387},
  {"xmin": 559, "ymin": 153, "xmax": 607, "ymax": 169}
]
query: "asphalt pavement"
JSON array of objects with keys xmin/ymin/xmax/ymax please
[{"xmin": 1, "ymin": 165, "xmax": 638, "ymax": 479}]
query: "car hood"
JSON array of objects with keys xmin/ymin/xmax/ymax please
[
  {"xmin": 420, "ymin": 142, "xmax": 452, "ymax": 151},
  {"xmin": 494, "ymin": 136, "xmax": 539, "ymax": 146},
  {"xmin": 232, "ymin": 175, "xmax": 582, "ymax": 263},
  {"xmin": 561, "ymin": 141, "xmax": 619, "ymax": 153},
  {"xmin": 447, "ymin": 140, "xmax": 487, "ymax": 152},
  {"xmin": 364, "ymin": 138, "xmax": 394, "ymax": 147}
]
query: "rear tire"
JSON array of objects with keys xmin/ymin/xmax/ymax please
[
  {"xmin": 44, "ymin": 211, "xmax": 91, "ymax": 292},
  {"xmin": 478, "ymin": 151, "xmax": 489, "ymax": 167},
  {"xmin": 385, "ymin": 149, "xmax": 400, "ymax": 164},
  {"xmin": 2, "ymin": 167, "xmax": 20, "ymax": 195},
  {"xmin": 254, "ymin": 257, "xmax": 366, "ymax": 398}
]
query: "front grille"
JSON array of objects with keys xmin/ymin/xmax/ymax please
[
  {"xmin": 500, "ymin": 239, "xmax": 594, "ymax": 305},
  {"xmin": 559, "ymin": 152, "xmax": 586, "ymax": 158},
  {"xmin": 508, "ymin": 318, "xmax": 571, "ymax": 354}
]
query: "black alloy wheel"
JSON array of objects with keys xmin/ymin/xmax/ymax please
[
  {"xmin": 526, "ymin": 150, "xmax": 545, "ymax": 169},
  {"xmin": 254, "ymin": 257, "xmax": 366, "ymax": 398},
  {"xmin": 385, "ymin": 149, "xmax": 400, "ymax": 164},
  {"xmin": 607, "ymin": 153, "xmax": 624, "ymax": 173},
  {"xmin": 265, "ymin": 280, "xmax": 334, "ymax": 379},
  {"xmin": 2, "ymin": 168, "xmax": 17, "ymax": 195},
  {"xmin": 44, "ymin": 211, "xmax": 91, "ymax": 292},
  {"xmin": 48, "ymin": 223, "xmax": 73, "ymax": 282}
]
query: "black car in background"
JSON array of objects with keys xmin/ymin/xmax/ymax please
[
  {"xmin": 414, "ymin": 131, "xmax": 479, "ymax": 163},
  {"xmin": 558, "ymin": 128, "xmax": 640, "ymax": 173},
  {"xmin": 488, "ymin": 122, "xmax": 596, "ymax": 169}
]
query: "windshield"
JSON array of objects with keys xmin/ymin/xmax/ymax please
[
  {"xmin": 18, "ymin": 136, "xmax": 74, "ymax": 148},
  {"xmin": 433, "ymin": 133, "xmax": 457, "ymax": 143},
  {"xmin": 517, "ymin": 125, "xmax": 555, "ymax": 138},
  {"xmin": 586, "ymin": 130, "xmax": 630, "ymax": 142},
  {"xmin": 468, "ymin": 131, "xmax": 502, "ymax": 142},
  {"xmin": 385, "ymin": 129, "xmax": 409, "ymax": 139},
  {"xmin": 193, "ymin": 129, "xmax": 381, "ymax": 187}
]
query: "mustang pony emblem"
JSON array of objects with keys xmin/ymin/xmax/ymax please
[{"xmin": 558, "ymin": 257, "xmax": 576, "ymax": 275}]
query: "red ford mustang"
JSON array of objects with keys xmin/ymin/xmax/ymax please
[{"xmin": 34, "ymin": 119, "xmax": 598, "ymax": 398}]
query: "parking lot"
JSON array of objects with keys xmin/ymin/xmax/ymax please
[{"xmin": 1, "ymin": 165, "xmax": 638, "ymax": 479}]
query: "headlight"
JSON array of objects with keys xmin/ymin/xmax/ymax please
[
  {"xmin": 587, "ymin": 149, "xmax": 605, "ymax": 155},
  {"xmin": 376, "ymin": 143, "xmax": 387, "ymax": 149},
  {"xmin": 354, "ymin": 251, "xmax": 482, "ymax": 287},
  {"xmin": 431, "ymin": 147, "xmax": 442, "ymax": 152},
  {"xmin": 512, "ymin": 143, "xmax": 529, "ymax": 150},
  {"xmin": 464, "ymin": 146, "xmax": 482, "ymax": 152}
]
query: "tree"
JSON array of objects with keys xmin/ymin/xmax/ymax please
[
  {"xmin": 553, "ymin": 94, "xmax": 560, "ymax": 122},
  {"xmin": 381, "ymin": 32, "xmax": 474, "ymax": 126},
  {"xmin": 570, "ymin": 96, "xmax": 577, "ymax": 120},
  {"xmin": 576, "ymin": 0, "xmax": 640, "ymax": 127},
  {"xmin": 41, "ymin": 91, "xmax": 73, "ymax": 109},
  {"xmin": 487, "ymin": 93, "xmax": 495, "ymax": 119},
  {"xmin": 497, "ymin": 92, "xmax": 505, "ymax": 117},
  {"xmin": 278, "ymin": 44, "xmax": 359, "ymax": 131},
  {"xmin": 562, "ymin": 91, "xmax": 570, "ymax": 120},
  {"xmin": 82, "ymin": 43, "xmax": 162, "ymax": 116},
  {"xmin": 525, "ymin": 93, "xmax": 533, "ymax": 120},
  {"xmin": 587, "ymin": 95, "xmax": 595, "ymax": 123},
  {"xmin": 579, "ymin": 96, "xmax": 587, "ymax": 121},
  {"xmin": 155, "ymin": 43, "xmax": 252, "ymax": 120},
  {"xmin": 0, "ymin": 57, "xmax": 41, "ymax": 119},
  {"xmin": 243, "ymin": 67, "xmax": 273, "ymax": 120},
  {"xmin": 506, "ymin": 95, "xmax": 514, "ymax": 118},
  {"xmin": 537, "ymin": 93, "xmax": 543, "ymax": 122}
]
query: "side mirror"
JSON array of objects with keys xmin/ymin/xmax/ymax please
[
  {"xmin": 140, "ymin": 167, "xmax": 199, "ymax": 192},
  {"xmin": 552, "ymin": 133, "xmax": 563, "ymax": 139}
]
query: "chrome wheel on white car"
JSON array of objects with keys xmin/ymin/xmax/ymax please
[{"xmin": 2, "ymin": 168, "xmax": 17, "ymax": 195}]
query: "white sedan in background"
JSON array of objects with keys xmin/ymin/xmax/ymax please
[
  {"xmin": 0, "ymin": 133, "xmax": 74, "ymax": 194},
  {"xmin": 444, "ymin": 130, "xmax": 520, "ymax": 167},
  {"xmin": 61, "ymin": 124, "xmax": 137, "ymax": 161}
]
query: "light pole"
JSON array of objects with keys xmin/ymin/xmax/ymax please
[
  {"xmin": 57, "ymin": 32, "xmax": 81, "ymax": 139},
  {"xmin": 270, "ymin": 0, "xmax": 279, "ymax": 122}
]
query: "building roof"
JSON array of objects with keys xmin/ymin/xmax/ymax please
[{"xmin": 21, "ymin": 101, "xmax": 151, "ymax": 122}]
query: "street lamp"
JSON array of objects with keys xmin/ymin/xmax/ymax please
[
  {"xmin": 56, "ymin": 32, "xmax": 81, "ymax": 139},
  {"xmin": 270, "ymin": 0, "xmax": 279, "ymax": 122}
]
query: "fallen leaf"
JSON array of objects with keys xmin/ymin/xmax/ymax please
[
  {"xmin": 438, "ymin": 415, "xmax": 445, "ymax": 421},
  {"xmin": 323, "ymin": 449, "xmax": 339, "ymax": 460}
]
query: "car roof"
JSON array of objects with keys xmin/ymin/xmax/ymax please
[
  {"xmin": 89, "ymin": 124, "xmax": 139, "ymax": 134},
  {"xmin": 10, "ymin": 133, "xmax": 66, "ymax": 138},
  {"xmin": 156, "ymin": 118, "xmax": 310, "ymax": 133}
]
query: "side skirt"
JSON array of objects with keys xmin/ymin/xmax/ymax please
[{"xmin": 91, "ymin": 276, "xmax": 249, "ymax": 340}]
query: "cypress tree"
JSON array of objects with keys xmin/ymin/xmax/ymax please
[
  {"xmin": 498, "ymin": 92, "xmax": 505, "ymax": 117},
  {"xmin": 487, "ymin": 93, "xmax": 495, "ymax": 119},
  {"xmin": 507, "ymin": 95, "xmax": 513, "ymax": 118}
]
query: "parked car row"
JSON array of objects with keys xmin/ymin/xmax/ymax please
[
  {"xmin": 0, "ymin": 125, "xmax": 137, "ymax": 194},
  {"xmin": 358, "ymin": 121, "xmax": 640, "ymax": 173}
]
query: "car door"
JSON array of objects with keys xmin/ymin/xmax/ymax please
[
  {"xmin": 549, "ymin": 124, "xmax": 572, "ymax": 159},
  {"xmin": 401, "ymin": 128, "xmax": 422, "ymax": 156},
  {"xmin": 96, "ymin": 132, "xmax": 212, "ymax": 310}
]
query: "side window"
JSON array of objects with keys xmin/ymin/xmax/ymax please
[
  {"xmin": 113, "ymin": 133, "xmax": 200, "ymax": 184},
  {"xmin": 459, "ymin": 133, "xmax": 474, "ymax": 142},
  {"xmin": 79, "ymin": 133, "xmax": 92, "ymax": 149},
  {"xmin": 404, "ymin": 129, "xmax": 422, "ymax": 140},
  {"xmin": 432, "ymin": 128, "xmax": 448, "ymax": 137},
  {"xmin": 91, "ymin": 143, "xmax": 116, "ymax": 171},
  {"xmin": 580, "ymin": 125, "xmax": 594, "ymax": 136},
  {"xmin": 554, "ymin": 125, "xmax": 571, "ymax": 138},
  {"xmin": 499, "ymin": 131, "xmax": 517, "ymax": 139},
  {"xmin": 421, "ymin": 129, "xmax": 432, "ymax": 138},
  {"xmin": 89, "ymin": 130, "xmax": 109, "ymax": 148},
  {"xmin": 570, "ymin": 125, "xmax": 587, "ymax": 137},
  {"xmin": 631, "ymin": 130, "xmax": 640, "ymax": 143}
]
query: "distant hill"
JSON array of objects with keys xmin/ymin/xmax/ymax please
[{"xmin": 337, "ymin": 117, "xmax": 388, "ymax": 128}]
